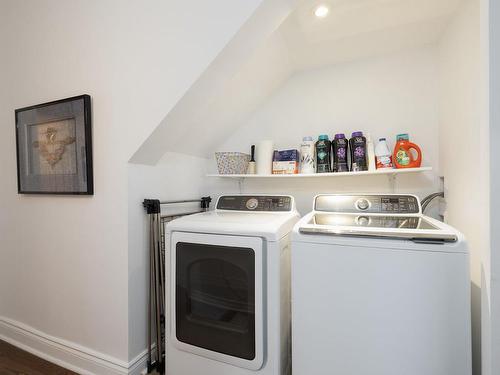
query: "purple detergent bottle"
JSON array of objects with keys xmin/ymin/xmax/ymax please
[
  {"xmin": 349, "ymin": 131, "xmax": 368, "ymax": 171},
  {"xmin": 332, "ymin": 133, "xmax": 349, "ymax": 172}
]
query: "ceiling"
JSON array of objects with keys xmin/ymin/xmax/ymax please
[
  {"xmin": 130, "ymin": 0, "xmax": 464, "ymax": 163},
  {"xmin": 283, "ymin": 0, "xmax": 463, "ymax": 69}
]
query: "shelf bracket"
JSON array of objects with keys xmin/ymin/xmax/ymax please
[{"xmin": 388, "ymin": 173, "xmax": 397, "ymax": 193}]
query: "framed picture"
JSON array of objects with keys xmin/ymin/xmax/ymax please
[{"xmin": 15, "ymin": 95, "xmax": 93, "ymax": 195}]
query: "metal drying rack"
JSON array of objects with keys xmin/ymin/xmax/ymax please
[{"xmin": 142, "ymin": 196, "xmax": 212, "ymax": 374}]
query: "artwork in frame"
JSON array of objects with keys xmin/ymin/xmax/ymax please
[{"xmin": 15, "ymin": 95, "xmax": 93, "ymax": 195}]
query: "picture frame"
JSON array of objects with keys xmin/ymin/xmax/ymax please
[{"xmin": 15, "ymin": 95, "xmax": 93, "ymax": 195}]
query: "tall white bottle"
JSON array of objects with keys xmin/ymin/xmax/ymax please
[{"xmin": 300, "ymin": 136, "xmax": 316, "ymax": 174}]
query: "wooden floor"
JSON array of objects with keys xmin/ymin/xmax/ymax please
[{"xmin": 0, "ymin": 339, "xmax": 78, "ymax": 375}]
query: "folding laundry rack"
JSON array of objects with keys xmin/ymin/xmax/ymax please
[{"xmin": 142, "ymin": 196, "xmax": 212, "ymax": 374}]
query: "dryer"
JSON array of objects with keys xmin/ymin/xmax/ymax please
[
  {"xmin": 165, "ymin": 195, "xmax": 299, "ymax": 375},
  {"xmin": 291, "ymin": 194, "xmax": 471, "ymax": 375}
]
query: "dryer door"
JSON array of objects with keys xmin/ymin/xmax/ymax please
[{"xmin": 171, "ymin": 232, "xmax": 264, "ymax": 370}]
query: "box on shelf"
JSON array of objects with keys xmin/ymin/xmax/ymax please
[{"xmin": 272, "ymin": 149, "xmax": 299, "ymax": 174}]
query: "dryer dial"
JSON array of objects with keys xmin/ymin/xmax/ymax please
[{"xmin": 246, "ymin": 198, "xmax": 259, "ymax": 210}]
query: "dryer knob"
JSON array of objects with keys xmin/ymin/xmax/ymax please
[{"xmin": 246, "ymin": 198, "xmax": 259, "ymax": 210}]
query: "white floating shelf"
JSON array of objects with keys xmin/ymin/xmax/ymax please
[{"xmin": 207, "ymin": 167, "xmax": 432, "ymax": 178}]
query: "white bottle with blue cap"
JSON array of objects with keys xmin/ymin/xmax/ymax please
[{"xmin": 300, "ymin": 136, "xmax": 316, "ymax": 174}]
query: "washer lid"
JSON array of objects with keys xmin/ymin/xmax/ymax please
[
  {"xmin": 297, "ymin": 194, "xmax": 459, "ymax": 244},
  {"xmin": 312, "ymin": 213, "xmax": 438, "ymax": 230},
  {"xmin": 297, "ymin": 212, "xmax": 460, "ymax": 244}
]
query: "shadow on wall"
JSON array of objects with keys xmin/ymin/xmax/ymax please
[{"xmin": 471, "ymin": 282, "xmax": 481, "ymax": 375}]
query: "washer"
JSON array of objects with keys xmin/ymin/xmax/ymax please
[
  {"xmin": 165, "ymin": 195, "xmax": 299, "ymax": 375},
  {"xmin": 292, "ymin": 194, "xmax": 471, "ymax": 375}
]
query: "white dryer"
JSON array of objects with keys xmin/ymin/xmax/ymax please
[
  {"xmin": 165, "ymin": 195, "xmax": 299, "ymax": 375},
  {"xmin": 292, "ymin": 194, "xmax": 471, "ymax": 375}
]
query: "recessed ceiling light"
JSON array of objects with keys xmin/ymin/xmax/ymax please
[{"xmin": 314, "ymin": 5, "xmax": 329, "ymax": 18}]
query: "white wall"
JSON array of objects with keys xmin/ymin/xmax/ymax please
[
  {"xmin": 438, "ymin": 1, "xmax": 483, "ymax": 373},
  {"xmin": 211, "ymin": 46, "xmax": 441, "ymax": 215},
  {"xmin": 0, "ymin": 0, "xmax": 130, "ymax": 364},
  {"xmin": 0, "ymin": 0, "xmax": 262, "ymax": 372}
]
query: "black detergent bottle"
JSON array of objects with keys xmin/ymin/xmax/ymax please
[
  {"xmin": 332, "ymin": 133, "xmax": 349, "ymax": 172},
  {"xmin": 315, "ymin": 134, "xmax": 331, "ymax": 173},
  {"xmin": 349, "ymin": 131, "xmax": 368, "ymax": 171}
]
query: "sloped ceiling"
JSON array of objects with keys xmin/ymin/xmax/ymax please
[
  {"xmin": 130, "ymin": 0, "xmax": 463, "ymax": 163},
  {"xmin": 130, "ymin": 0, "xmax": 298, "ymax": 164}
]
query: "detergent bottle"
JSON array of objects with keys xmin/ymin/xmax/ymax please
[
  {"xmin": 332, "ymin": 133, "xmax": 349, "ymax": 172},
  {"xmin": 393, "ymin": 134, "xmax": 422, "ymax": 168},
  {"xmin": 300, "ymin": 136, "xmax": 316, "ymax": 174},
  {"xmin": 375, "ymin": 138, "xmax": 393, "ymax": 169},
  {"xmin": 349, "ymin": 131, "xmax": 368, "ymax": 171},
  {"xmin": 316, "ymin": 135, "xmax": 332, "ymax": 173}
]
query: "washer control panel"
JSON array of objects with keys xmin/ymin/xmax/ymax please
[
  {"xmin": 315, "ymin": 194, "xmax": 420, "ymax": 214},
  {"xmin": 380, "ymin": 196, "xmax": 419, "ymax": 213},
  {"xmin": 217, "ymin": 195, "xmax": 293, "ymax": 212}
]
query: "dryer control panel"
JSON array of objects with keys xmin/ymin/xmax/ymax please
[
  {"xmin": 217, "ymin": 195, "xmax": 293, "ymax": 212},
  {"xmin": 314, "ymin": 194, "xmax": 420, "ymax": 214}
]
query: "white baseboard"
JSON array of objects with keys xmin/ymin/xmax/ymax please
[{"xmin": 0, "ymin": 316, "xmax": 151, "ymax": 375}]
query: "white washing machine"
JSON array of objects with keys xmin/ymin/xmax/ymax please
[
  {"xmin": 292, "ymin": 194, "xmax": 471, "ymax": 375},
  {"xmin": 165, "ymin": 195, "xmax": 299, "ymax": 375}
]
